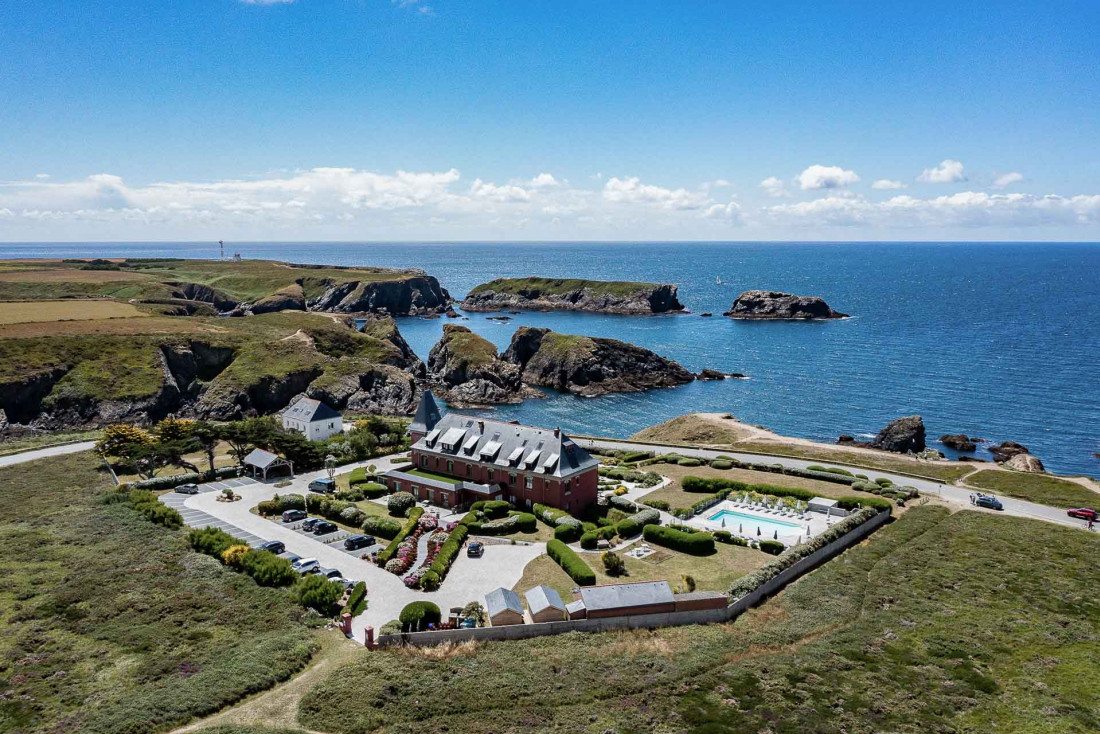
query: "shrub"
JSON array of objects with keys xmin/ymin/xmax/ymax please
[
  {"xmin": 579, "ymin": 531, "xmax": 599, "ymax": 550},
  {"xmin": 293, "ymin": 575, "xmax": 345, "ymax": 614},
  {"xmin": 616, "ymin": 507, "xmax": 661, "ymax": 538},
  {"xmin": 508, "ymin": 511, "xmax": 536, "ymax": 532},
  {"xmin": 607, "ymin": 494, "xmax": 639, "ymax": 512},
  {"xmin": 419, "ymin": 570, "xmax": 441, "ymax": 591},
  {"xmin": 480, "ymin": 515, "xmax": 520, "ymax": 535},
  {"xmin": 709, "ymin": 460, "xmax": 733, "ymax": 470},
  {"xmin": 642, "ymin": 498, "xmax": 670, "ymax": 511},
  {"xmin": 547, "ymin": 539, "xmax": 596, "ymax": 585},
  {"xmin": 379, "ymin": 619, "xmax": 402, "ymax": 636},
  {"xmin": 602, "ymin": 550, "xmax": 626, "ymax": 576},
  {"xmin": 189, "ymin": 526, "xmax": 237, "ymax": 557},
  {"xmin": 376, "ymin": 506, "xmax": 425, "ymax": 565},
  {"xmin": 387, "ymin": 491, "xmax": 416, "ymax": 517},
  {"xmin": 471, "ymin": 500, "xmax": 511, "ymax": 518},
  {"xmin": 758, "ymin": 539, "xmax": 786, "ymax": 555},
  {"xmin": 642, "ymin": 524, "xmax": 715, "ymax": 555},
  {"xmin": 362, "ymin": 515, "xmax": 402, "ymax": 540},
  {"xmin": 344, "ymin": 581, "xmax": 368, "ymax": 615},
  {"xmin": 677, "ymin": 458, "xmax": 703, "ymax": 467},
  {"xmin": 875, "ymin": 477, "xmax": 894, "ymax": 487},
  {"xmin": 221, "ymin": 544, "xmax": 251, "ymax": 567},
  {"xmin": 399, "ymin": 601, "xmax": 441, "ymax": 631},
  {"xmin": 713, "ymin": 529, "xmax": 732, "ymax": 543},
  {"xmin": 612, "ymin": 486, "xmax": 628, "ymax": 496},
  {"xmin": 428, "ymin": 524, "xmax": 469, "ymax": 579},
  {"xmin": 256, "ymin": 493, "xmax": 306, "ymax": 516},
  {"xmin": 129, "ymin": 466, "xmax": 239, "ymax": 490},
  {"xmin": 239, "ymin": 550, "xmax": 297, "ymax": 586},
  {"xmin": 551, "ymin": 522, "xmax": 581, "ymax": 543},
  {"xmin": 340, "ymin": 506, "xmax": 366, "ymax": 527}
]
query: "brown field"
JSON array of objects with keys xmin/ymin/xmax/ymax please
[
  {"xmin": 0, "ymin": 267, "xmax": 152, "ymax": 283},
  {"xmin": 0, "ymin": 299, "xmax": 149, "ymax": 325}
]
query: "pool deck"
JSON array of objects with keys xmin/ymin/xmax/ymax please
[{"xmin": 686, "ymin": 499, "xmax": 836, "ymax": 544}]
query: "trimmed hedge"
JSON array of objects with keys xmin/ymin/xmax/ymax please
[
  {"xmin": 256, "ymin": 493, "xmax": 305, "ymax": 516},
  {"xmin": 642, "ymin": 498, "xmax": 670, "ymax": 511},
  {"xmin": 579, "ymin": 531, "xmax": 598, "ymax": 550},
  {"xmin": 642, "ymin": 524, "xmax": 715, "ymax": 555},
  {"xmin": 376, "ymin": 506, "xmax": 425, "ymax": 565},
  {"xmin": 758, "ymin": 540, "xmax": 786, "ymax": 555},
  {"xmin": 362, "ymin": 515, "xmax": 402, "ymax": 540},
  {"xmin": 399, "ymin": 601, "xmax": 441, "ymax": 631},
  {"xmin": 607, "ymin": 494, "xmax": 640, "ymax": 512},
  {"xmin": 345, "ymin": 581, "xmax": 368, "ymax": 615},
  {"xmin": 387, "ymin": 491, "xmax": 416, "ymax": 516},
  {"xmin": 554, "ymin": 523, "xmax": 583, "ymax": 543},
  {"xmin": 336, "ymin": 482, "xmax": 387, "ymax": 502},
  {"xmin": 471, "ymin": 500, "xmax": 511, "ymax": 519},
  {"xmin": 681, "ymin": 475, "xmax": 894, "ymax": 514},
  {"xmin": 709, "ymin": 459, "xmax": 733, "ymax": 470},
  {"xmin": 130, "ymin": 466, "xmax": 239, "ymax": 490},
  {"xmin": 546, "ymin": 539, "xmax": 596, "ymax": 586},
  {"xmin": 728, "ymin": 507, "xmax": 880, "ymax": 600},
  {"xmin": 677, "ymin": 457, "xmax": 703, "ymax": 467},
  {"xmin": 616, "ymin": 507, "xmax": 661, "ymax": 538},
  {"xmin": 428, "ymin": 524, "xmax": 469, "ymax": 580},
  {"xmin": 188, "ymin": 527, "xmax": 295, "ymax": 587}
]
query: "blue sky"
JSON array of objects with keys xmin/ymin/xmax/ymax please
[{"xmin": 1, "ymin": 0, "xmax": 1098, "ymax": 241}]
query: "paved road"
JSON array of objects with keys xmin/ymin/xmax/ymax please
[
  {"xmin": 0, "ymin": 441, "xmax": 97, "ymax": 468},
  {"xmin": 580, "ymin": 437, "xmax": 1088, "ymax": 531}
]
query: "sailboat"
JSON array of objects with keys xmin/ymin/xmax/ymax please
[{"xmin": 715, "ymin": 276, "xmax": 723, "ymax": 285}]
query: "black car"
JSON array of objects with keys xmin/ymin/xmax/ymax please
[
  {"xmin": 317, "ymin": 567, "xmax": 343, "ymax": 580},
  {"xmin": 282, "ymin": 509, "xmax": 307, "ymax": 523},
  {"xmin": 174, "ymin": 483, "xmax": 200, "ymax": 495},
  {"xmin": 312, "ymin": 521, "xmax": 338, "ymax": 536},
  {"xmin": 258, "ymin": 540, "xmax": 285, "ymax": 555},
  {"xmin": 344, "ymin": 534, "xmax": 375, "ymax": 551},
  {"xmin": 467, "ymin": 541, "xmax": 484, "ymax": 558},
  {"xmin": 976, "ymin": 495, "xmax": 1004, "ymax": 511},
  {"xmin": 301, "ymin": 517, "xmax": 322, "ymax": 531}
]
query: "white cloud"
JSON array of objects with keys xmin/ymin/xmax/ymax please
[
  {"xmin": 527, "ymin": 173, "xmax": 560, "ymax": 189},
  {"xmin": 796, "ymin": 165, "xmax": 860, "ymax": 191},
  {"xmin": 917, "ymin": 159, "xmax": 966, "ymax": 184},
  {"xmin": 34, "ymin": 173, "xmax": 50, "ymax": 180},
  {"xmin": 759, "ymin": 176, "xmax": 789, "ymax": 198},
  {"xmin": 469, "ymin": 179, "xmax": 530, "ymax": 203},
  {"xmin": 991, "ymin": 172, "xmax": 1024, "ymax": 190},
  {"xmin": 602, "ymin": 176, "xmax": 711, "ymax": 210},
  {"xmin": 871, "ymin": 179, "xmax": 906, "ymax": 190}
]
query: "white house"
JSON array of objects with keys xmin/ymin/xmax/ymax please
[{"xmin": 282, "ymin": 397, "xmax": 343, "ymax": 441}]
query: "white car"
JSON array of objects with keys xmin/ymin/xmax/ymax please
[{"xmin": 292, "ymin": 558, "xmax": 320, "ymax": 575}]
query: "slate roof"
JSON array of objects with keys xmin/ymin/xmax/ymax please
[
  {"xmin": 485, "ymin": 587, "xmax": 524, "ymax": 618},
  {"xmin": 565, "ymin": 600, "xmax": 586, "ymax": 615},
  {"xmin": 243, "ymin": 448, "xmax": 284, "ymax": 469},
  {"xmin": 577, "ymin": 581, "xmax": 674, "ymax": 612},
  {"xmin": 283, "ymin": 397, "xmax": 341, "ymax": 423},
  {"xmin": 524, "ymin": 585, "xmax": 566, "ymax": 615},
  {"xmin": 411, "ymin": 410, "xmax": 598, "ymax": 480},
  {"xmin": 409, "ymin": 390, "xmax": 442, "ymax": 435}
]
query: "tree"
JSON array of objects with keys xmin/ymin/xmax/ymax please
[
  {"xmin": 461, "ymin": 601, "xmax": 487, "ymax": 627},
  {"xmin": 153, "ymin": 418, "xmax": 202, "ymax": 473},
  {"xmin": 325, "ymin": 454, "xmax": 337, "ymax": 481},
  {"xmin": 190, "ymin": 420, "xmax": 221, "ymax": 474},
  {"xmin": 601, "ymin": 550, "xmax": 626, "ymax": 577},
  {"xmin": 292, "ymin": 574, "xmax": 344, "ymax": 614},
  {"xmin": 96, "ymin": 425, "xmax": 169, "ymax": 479},
  {"xmin": 219, "ymin": 421, "xmax": 254, "ymax": 466}
]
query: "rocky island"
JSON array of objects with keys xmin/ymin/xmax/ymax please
[
  {"xmin": 724, "ymin": 290, "xmax": 848, "ymax": 320},
  {"xmin": 839, "ymin": 415, "xmax": 926, "ymax": 454},
  {"xmin": 502, "ymin": 326, "xmax": 694, "ymax": 396},
  {"xmin": 426, "ymin": 325, "xmax": 524, "ymax": 406},
  {"xmin": 461, "ymin": 277, "xmax": 684, "ymax": 315}
]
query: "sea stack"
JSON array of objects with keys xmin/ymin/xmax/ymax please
[
  {"xmin": 461, "ymin": 277, "xmax": 685, "ymax": 315},
  {"xmin": 426, "ymin": 325, "xmax": 523, "ymax": 406},
  {"xmin": 724, "ymin": 290, "xmax": 848, "ymax": 320}
]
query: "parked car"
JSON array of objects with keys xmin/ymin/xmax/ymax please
[
  {"xmin": 280, "ymin": 552, "xmax": 301, "ymax": 564},
  {"xmin": 301, "ymin": 517, "xmax": 322, "ymax": 531},
  {"xmin": 312, "ymin": 521, "xmax": 338, "ymax": 536},
  {"xmin": 258, "ymin": 540, "xmax": 285, "ymax": 555},
  {"xmin": 337, "ymin": 577, "xmax": 359, "ymax": 591},
  {"xmin": 317, "ymin": 567, "xmax": 343, "ymax": 580},
  {"xmin": 292, "ymin": 558, "xmax": 320, "ymax": 574},
  {"xmin": 174, "ymin": 483, "xmax": 200, "ymax": 495},
  {"xmin": 308, "ymin": 478, "xmax": 336, "ymax": 494},
  {"xmin": 976, "ymin": 495, "xmax": 1004, "ymax": 511},
  {"xmin": 344, "ymin": 534, "xmax": 375, "ymax": 551},
  {"xmin": 467, "ymin": 541, "xmax": 484, "ymax": 558},
  {"xmin": 282, "ymin": 509, "xmax": 307, "ymax": 523},
  {"xmin": 1068, "ymin": 507, "xmax": 1099, "ymax": 521}
]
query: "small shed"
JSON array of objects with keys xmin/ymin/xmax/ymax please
[
  {"xmin": 524, "ymin": 585, "xmax": 566, "ymax": 623},
  {"xmin": 242, "ymin": 448, "xmax": 293, "ymax": 481},
  {"xmin": 565, "ymin": 599, "xmax": 587, "ymax": 620},
  {"xmin": 577, "ymin": 580, "xmax": 676, "ymax": 619},
  {"xmin": 808, "ymin": 497, "xmax": 840, "ymax": 516},
  {"xmin": 485, "ymin": 587, "xmax": 524, "ymax": 627},
  {"xmin": 282, "ymin": 397, "xmax": 343, "ymax": 441}
]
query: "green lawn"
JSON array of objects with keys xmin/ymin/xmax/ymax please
[
  {"xmin": 403, "ymin": 468, "xmax": 462, "ymax": 485},
  {"xmin": 965, "ymin": 468, "xmax": 1100, "ymax": 508},
  {"xmin": 0, "ymin": 452, "xmax": 315, "ymax": 734},
  {"xmin": 735, "ymin": 440, "xmax": 977, "ymax": 482},
  {"xmin": 297, "ymin": 505, "xmax": 1100, "ymax": 733}
]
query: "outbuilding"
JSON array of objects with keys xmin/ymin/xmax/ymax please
[
  {"xmin": 242, "ymin": 448, "xmax": 293, "ymax": 481},
  {"xmin": 576, "ymin": 580, "xmax": 676, "ymax": 619},
  {"xmin": 565, "ymin": 600, "xmax": 587, "ymax": 620},
  {"xmin": 808, "ymin": 497, "xmax": 843, "ymax": 516},
  {"xmin": 485, "ymin": 587, "xmax": 524, "ymax": 627},
  {"xmin": 673, "ymin": 591, "xmax": 728, "ymax": 612},
  {"xmin": 524, "ymin": 585, "xmax": 567, "ymax": 623},
  {"xmin": 282, "ymin": 397, "xmax": 343, "ymax": 441}
]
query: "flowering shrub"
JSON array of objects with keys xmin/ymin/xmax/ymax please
[{"xmin": 418, "ymin": 513, "xmax": 439, "ymax": 531}]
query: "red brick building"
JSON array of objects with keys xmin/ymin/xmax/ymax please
[{"xmin": 381, "ymin": 391, "xmax": 599, "ymax": 513}]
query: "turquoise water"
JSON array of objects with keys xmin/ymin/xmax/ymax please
[
  {"xmin": 706, "ymin": 509, "xmax": 804, "ymax": 534},
  {"xmin": 4, "ymin": 241, "xmax": 1098, "ymax": 475}
]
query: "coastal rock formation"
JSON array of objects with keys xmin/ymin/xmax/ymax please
[
  {"xmin": 427, "ymin": 325, "xmax": 523, "ymax": 406},
  {"xmin": 939, "ymin": 433, "xmax": 977, "ymax": 452},
  {"xmin": 724, "ymin": 290, "xmax": 848, "ymax": 320},
  {"xmin": 696, "ymin": 369, "xmax": 747, "ymax": 380},
  {"xmin": 251, "ymin": 284, "xmax": 306, "ymax": 314},
  {"xmin": 1005, "ymin": 453, "xmax": 1045, "ymax": 473},
  {"xmin": 304, "ymin": 363, "xmax": 420, "ymax": 416},
  {"xmin": 461, "ymin": 277, "xmax": 684, "ymax": 315},
  {"xmin": 989, "ymin": 441, "xmax": 1030, "ymax": 463},
  {"xmin": 871, "ymin": 415, "xmax": 927, "ymax": 453},
  {"xmin": 502, "ymin": 327, "xmax": 694, "ymax": 397},
  {"xmin": 167, "ymin": 282, "xmax": 240, "ymax": 311},
  {"xmin": 307, "ymin": 275, "xmax": 451, "ymax": 315}
]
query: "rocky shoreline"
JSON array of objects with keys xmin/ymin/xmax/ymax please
[{"xmin": 725, "ymin": 290, "xmax": 848, "ymax": 320}]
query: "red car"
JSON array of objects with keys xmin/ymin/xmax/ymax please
[{"xmin": 1067, "ymin": 508, "xmax": 1099, "ymax": 521}]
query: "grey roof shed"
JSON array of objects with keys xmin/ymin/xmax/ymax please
[{"xmin": 524, "ymin": 585, "xmax": 566, "ymax": 623}]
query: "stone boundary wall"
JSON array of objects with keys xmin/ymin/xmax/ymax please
[{"xmin": 376, "ymin": 508, "xmax": 892, "ymax": 648}]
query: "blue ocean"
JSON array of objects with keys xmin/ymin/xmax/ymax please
[{"xmin": 4, "ymin": 241, "xmax": 1098, "ymax": 476}]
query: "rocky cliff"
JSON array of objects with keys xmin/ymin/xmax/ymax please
[
  {"xmin": 724, "ymin": 290, "xmax": 848, "ymax": 320},
  {"xmin": 838, "ymin": 415, "xmax": 926, "ymax": 453},
  {"xmin": 307, "ymin": 275, "xmax": 451, "ymax": 315},
  {"xmin": 461, "ymin": 278, "xmax": 684, "ymax": 315},
  {"xmin": 502, "ymin": 327, "xmax": 695, "ymax": 397},
  {"xmin": 426, "ymin": 325, "xmax": 523, "ymax": 406}
]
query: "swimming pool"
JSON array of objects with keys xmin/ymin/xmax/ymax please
[{"xmin": 706, "ymin": 509, "xmax": 805, "ymax": 536}]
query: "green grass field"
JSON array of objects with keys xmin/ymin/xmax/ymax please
[
  {"xmin": 297, "ymin": 505, "xmax": 1100, "ymax": 733},
  {"xmin": 965, "ymin": 468, "xmax": 1100, "ymax": 508},
  {"xmin": 0, "ymin": 452, "xmax": 316, "ymax": 734}
]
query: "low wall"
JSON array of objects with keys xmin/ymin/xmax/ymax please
[{"xmin": 376, "ymin": 508, "xmax": 892, "ymax": 648}]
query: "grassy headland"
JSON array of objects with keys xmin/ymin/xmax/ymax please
[
  {"xmin": 467, "ymin": 276, "xmax": 662, "ymax": 298},
  {"xmin": 964, "ymin": 468, "xmax": 1100, "ymax": 508}
]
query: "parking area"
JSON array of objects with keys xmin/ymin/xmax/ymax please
[
  {"xmin": 159, "ymin": 477, "xmax": 267, "ymax": 547},
  {"xmin": 270, "ymin": 515, "xmax": 388, "ymax": 559}
]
